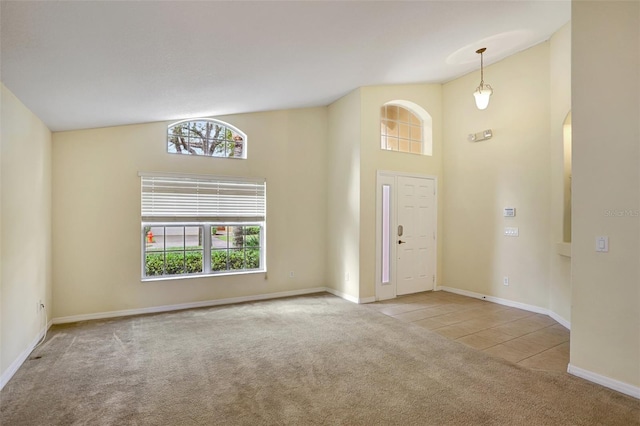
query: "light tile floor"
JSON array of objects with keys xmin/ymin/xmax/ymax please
[{"xmin": 367, "ymin": 291, "xmax": 570, "ymax": 372}]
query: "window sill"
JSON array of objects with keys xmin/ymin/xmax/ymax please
[{"xmin": 142, "ymin": 269, "xmax": 266, "ymax": 283}]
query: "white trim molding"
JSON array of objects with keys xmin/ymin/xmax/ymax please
[
  {"xmin": 436, "ymin": 286, "xmax": 571, "ymax": 330},
  {"xmin": 324, "ymin": 287, "xmax": 375, "ymax": 304},
  {"xmin": 568, "ymin": 364, "xmax": 640, "ymax": 399},
  {"xmin": 547, "ymin": 311, "xmax": 570, "ymax": 330},
  {"xmin": 53, "ymin": 286, "xmax": 373, "ymax": 325},
  {"xmin": 324, "ymin": 287, "xmax": 359, "ymax": 304},
  {"xmin": 53, "ymin": 287, "xmax": 328, "ymax": 324},
  {"xmin": 1, "ymin": 320, "xmax": 53, "ymax": 390}
]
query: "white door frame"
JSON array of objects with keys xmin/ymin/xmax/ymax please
[{"xmin": 375, "ymin": 170, "xmax": 438, "ymax": 301}]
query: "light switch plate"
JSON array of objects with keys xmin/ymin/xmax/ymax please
[
  {"xmin": 596, "ymin": 236, "xmax": 609, "ymax": 252},
  {"xmin": 504, "ymin": 227, "xmax": 519, "ymax": 237}
]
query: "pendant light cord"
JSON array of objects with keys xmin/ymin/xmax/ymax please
[{"xmin": 476, "ymin": 47, "xmax": 487, "ymax": 89}]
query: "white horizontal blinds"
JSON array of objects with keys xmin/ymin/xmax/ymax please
[{"xmin": 141, "ymin": 174, "xmax": 266, "ymax": 222}]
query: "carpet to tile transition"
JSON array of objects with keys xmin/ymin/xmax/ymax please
[{"xmin": 1, "ymin": 293, "xmax": 638, "ymax": 425}]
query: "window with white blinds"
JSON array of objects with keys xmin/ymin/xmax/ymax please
[
  {"xmin": 139, "ymin": 172, "xmax": 267, "ymax": 280},
  {"xmin": 140, "ymin": 173, "xmax": 266, "ymax": 222}
]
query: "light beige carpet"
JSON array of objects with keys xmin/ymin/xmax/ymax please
[{"xmin": 1, "ymin": 293, "xmax": 638, "ymax": 425}]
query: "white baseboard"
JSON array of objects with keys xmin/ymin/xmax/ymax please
[
  {"xmin": 52, "ymin": 287, "xmax": 328, "ymax": 324},
  {"xmin": 568, "ymin": 364, "xmax": 640, "ymax": 399},
  {"xmin": 52, "ymin": 286, "xmax": 373, "ymax": 325},
  {"xmin": 547, "ymin": 310, "xmax": 571, "ymax": 330},
  {"xmin": 1, "ymin": 320, "xmax": 53, "ymax": 390},
  {"xmin": 324, "ymin": 287, "xmax": 375, "ymax": 304},
  {"xmin": 437, "ymin": 286, "xmax": 571, "ymax": 330},
  {"xmin": 324, "ymin": 287, "xmax": 358, "ymax": 303}
]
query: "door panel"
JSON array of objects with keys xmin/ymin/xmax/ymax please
[{"xmin": 396, "ymin": 176, "xmax": 435, "ymax": 295}]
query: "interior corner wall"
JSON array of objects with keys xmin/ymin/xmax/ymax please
[
  {"xmin": 570, "ymin": 0, "xmax": 640, "ymax": 389},
  {"xmin": 548, "ymin": 22, "xmax": 572, "ymax": 325},
  {"xmin": 358, "ymin": 84, "xmax": 443, "ymax": 300},
  {"xmin": 0, "ymin": 83, "xmax": 52, "ymax": 385},
  {"xmin": 442, "ymin": 42, "xmax": 552, "ymax": 310},
  {"xmin": 52, "ymin": 107, "xmax": 328, "ymax": 319},
  {"xmin": 326, "ymin": 89, "xmax": 361, "ymax": 300}
]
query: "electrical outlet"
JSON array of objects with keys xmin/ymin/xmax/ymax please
[
  {"xmin": 503, "ymin": 276, "xmax": 509, "ymax": 286},
  {"xmin": 345, "ymin": 272, "xmax": 350, "ymax": 282},
  {"xmin": 289, "ymin": 271, "xmax": 294, "ymax": 278}
]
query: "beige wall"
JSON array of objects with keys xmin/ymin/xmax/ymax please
[
  {"xmin": 548, "ymin": 23, "xmax": 572, "ymax": 324},
  {"xmin": 326, "ymin": 89, "xmax": 361, "ymax": 300},
  {"xmin": 52, "ymin": 108, "xmax": 328, "ymax": 318},
  {"xmin": 359, "ymin": 85, "xmax": 443, "ymax": 299},
  {"xmin": 4, "ymin": 8, "xmax": 638, "ymax": 395},
  {"xmin": 571, "ymin": 1, "xmax": 639, "ymax": 388},
  {"xmin": 1, "ymin": 83, "xmax": 52, "ymax": 380},
  {"xmin": 442, "ymin": 43, "xmax": 552, "ymax": 309}
]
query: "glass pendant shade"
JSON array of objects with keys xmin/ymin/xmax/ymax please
[{"xmin": 474, "ymin": 87, "xmax": 492, "ymax": 110}]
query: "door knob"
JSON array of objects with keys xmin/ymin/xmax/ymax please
[{"xmin": 398, "ymin": 240, "xmax": 406, "ymax": 245}]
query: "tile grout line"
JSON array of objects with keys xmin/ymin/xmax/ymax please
[
  {"xmin": 390, "ymin": 305, "xmax": 536, "ymax": 326},
  {"xmin": 446, "ymin": 322, "xmax": 562, "ymax": 351},
  {"xmin": 468, "ymin": 320, "xmax": 557, "ymax": 346},
  {"xmin": 407, "ymin": 310, "xmax": 540, "ymax": 335},
  {"xmin": 476, "ymin": 324, "xmax": 569, "ymax": 356},
  {"xmin": 515, "ymin": 341, "xmax": 570, "ymax": 365}
]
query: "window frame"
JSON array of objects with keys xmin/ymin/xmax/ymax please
[
  {"xmin": 139, "ymin": 172, "xmax": 267, "ymax": 281},
  {"xmin": 143, "ymin": 223, "xmax": 206, "ymax": 277},
  {"xmin": 380, "ymin": 100, "xmax": 433, "ymax": 156},
  {"xmin": 141, "ymin": 221, "xmax": 266, "ymax": 281},
  {"xmin": 167, "ymin": 118, "xmax": 248, "ymax": 159}
]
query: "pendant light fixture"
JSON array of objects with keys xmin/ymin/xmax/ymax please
[{"xmin": 473, "ymin": 47, "xmax": 493, "ymax": 110}]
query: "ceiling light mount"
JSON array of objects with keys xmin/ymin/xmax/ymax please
[{"xmin": 473, "ymin": 47, "xmax": 493, "ymax": 110}]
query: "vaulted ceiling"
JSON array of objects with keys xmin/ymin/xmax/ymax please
[{"xmin": 0, "ymin": 1, "xmax": 570, "ymax": 131}]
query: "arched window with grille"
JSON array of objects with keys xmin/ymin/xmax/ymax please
[
  {"xmin": 380, "ymin": 101, "xmax": 432, "ymax": 156},
  {"xmin": 167, "ymin": 119, "xmax": 247, "ymax": 159}
]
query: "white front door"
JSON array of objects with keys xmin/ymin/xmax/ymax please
[
  {"xmin": 396, "ymin": 176, "xmax": 435, "ymax": 295},
  {"xmin": 376, "ymin": 172, "xmax": 437, "ymax": 300}
]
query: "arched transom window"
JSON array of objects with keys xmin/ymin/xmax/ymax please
[
  {"xmin": 167, "ymin": 119, "xmax": 247, "ymax": 159},
  {"xmin": 380, "ymin": 101, "xmax": 432, "ymax": 156}
]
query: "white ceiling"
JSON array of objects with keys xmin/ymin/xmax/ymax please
[{"xmin": 0, "ymin": 1, "xmax": 570, "ymax": 132}]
